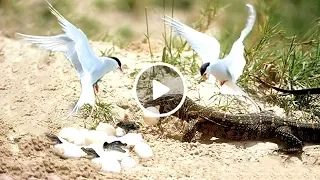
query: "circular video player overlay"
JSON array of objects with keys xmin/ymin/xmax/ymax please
[{"xmin": 133, "ymin": 62, "xmax": 187, "ymax": 117}]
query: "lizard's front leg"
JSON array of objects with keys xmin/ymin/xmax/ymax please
[
  {"xmin": 275, "ymin": 126, "xmax": 303, "ymax": 153},
  {"xmin": 182, "ymin": 117, "xmax": 206, "ymax": 142}
]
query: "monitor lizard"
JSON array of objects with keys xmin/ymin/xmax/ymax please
[{"xmin": 144, "ymin": 94, "xmax": 320, "ymax": 153}]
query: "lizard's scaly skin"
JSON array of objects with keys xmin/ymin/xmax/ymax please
[{"xmin": 145, "ymin": 94, "xmax": 320, "ymax": 153}]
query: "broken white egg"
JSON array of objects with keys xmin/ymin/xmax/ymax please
[
  {"xmin": 95, "ymin": 122, "xmax": 116, "ymax": 136},
  {"xmin": 73, "ymin": 129, "xmax": 89, "ymax": 146},
  {"xmin": 115, "ymin": 127, "xmax": 126, "ymax": 137},
  {"xmin": 103, "ymin": 149, "xmax": 130, "ymax": 161},
  {"xmin": 121, "ymin": 156, "xmax": 137, "ymax": 170},
  {"xmin": 58, "ymin": 127, "xmax": 79, "ymax": 143},
  {"xmin": 84, "ymin": 130, "xmax": 108, "ymax": 145},
  {"xmin": 52, "ymin": 141, "xmax": 86, "ymax": 159},
  {"xmin": 142, "ymin": 107, "xmax": 160, "ymax": 125},
  {"xmin": 84, "ymin": 142, "xmax": 104, "ymax": 152},
  {"xmin": 91, "ymin": 157, "xmax": 121, "ymax": 173},
  {"xmin": 134, "ymin": 142, "xmax": 153, "ymax": 159},
  {"xmin": 104, "ymin": 135, "xmax": 120, "ymax": 144},
  {"xmin": 119, "ymin": 133, "xmax": 143, "ymax": 146}
]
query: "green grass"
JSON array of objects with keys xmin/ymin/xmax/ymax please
[
  {"xmin": 81, "ymin": 99, "xmax": 119, "ymax": 129},
  {"xmin": 241, "ymin": 4, "xmax": 320, "ymax": 117}
]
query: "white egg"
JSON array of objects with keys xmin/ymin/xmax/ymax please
[
  {"xmin": 84, "ymin": 130, "xmax": 109, "ymax": 145},
  {"xmin": 83, "ymin": 142, "xmax": 104, "ymax": 151},
  {"xmin": 115, "ymin": 127, "xmax": 126, "ymax": 137},
  {"xmin": 119, "ymin": 133, "xmax": 143, "ymax": 146},
  {"xmin": 73, "ymin": 129, "xmax": 89, "ymax": 146},
  {"xmin": 104, "ymin": 135, "xmax": 120, "ymax": 144},
  {"xmin": 95, "ymin": 123, "xmax": 116, "ymax": 136},
  {"xmin": 53, "ymin": 143, "xmax": 86, "ymax": 159},
  {"xmin": 134, "ymin": 142, "xmax": 153, "ymax": 159},
  {"xmin": 103, "ymin": 149, "xmax": 130, "ymax": 161},
  {"xmin": 143, "ymin": 107, "xmax": 160, "ymax": 125},
  {"xmin": 58, "ymin": 127, "xmax": 79, "ymax": 143},
  {"xmin": 91, "ymin": 157, "xmax": 121, "ymax": 173},
  {"xmin": 121, "ymin": 157, "xmax": 137, "ymax": 170}
]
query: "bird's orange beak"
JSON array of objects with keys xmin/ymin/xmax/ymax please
[
  {"xmin": 94, "ymin": 84, "xmax": 99, "ymax": 93},
  {"xmin": 202, "ymin": 73, "xmax": 207, "ymax": 79}
]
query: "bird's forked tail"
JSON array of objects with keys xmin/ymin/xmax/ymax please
[
  {"xmin": 67, "ymin": 77, "xmax": 95, "ymax": 119},
  {"xmin": 220, "ymin": 81, "xmax": 261, "ymax": 112}
]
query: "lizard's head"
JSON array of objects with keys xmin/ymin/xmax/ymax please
[
  {"xmin": 144, "ymin": 94, "xmax": 184, "ymax": 108},
  {"xmin": 81, "ymin": 147, "xmax": 100, "ymax": 158},
  {"xmin": 116, "ymin": 121, "xmax": 140, "ymax": 131},
  {"xmin": 144, "ymin": 94, "xmax": 190, "ymax": 114},
  {"xmin": 103, "ymin": 141, "xmax": 127, "ymax": 149},
  {"xmin": 45, "ymin": 133, "xmax": 62, "ymax": 145}
]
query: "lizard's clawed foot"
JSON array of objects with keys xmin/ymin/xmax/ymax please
[{"xmin": 273, "ymin": 148, "xmax": 303, "ymax": 155}]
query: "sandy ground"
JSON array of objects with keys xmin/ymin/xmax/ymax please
[{"xmin": 1, "ymin": 32, "xmax": 320, "ymax": 180}]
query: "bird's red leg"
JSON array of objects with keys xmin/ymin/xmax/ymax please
[{"xmin": 220, "ymin": 80, "xmax": 228, "ymax": 86}]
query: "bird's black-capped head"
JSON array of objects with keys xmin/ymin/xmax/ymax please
[
  {"xmin": 109, "ymin": 56, "xmax": 123, "ymax": 72},
  {"xmin": 199, "ymin": 62, "xmax": 210, "ymax": 78}
]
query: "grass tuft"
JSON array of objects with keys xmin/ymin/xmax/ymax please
[{"xmin": 81, "ymin": 100, "xmax": 119, "ymax": 129}]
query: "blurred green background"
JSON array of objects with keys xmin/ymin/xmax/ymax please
[{"xmin": 1, "ymin": 0, "xmax": 319, "ymax": 45}]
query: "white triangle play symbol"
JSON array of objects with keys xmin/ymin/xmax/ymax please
[{"xmin": 152, "ymin": 80, "xmax": 170, "ymax": 100}]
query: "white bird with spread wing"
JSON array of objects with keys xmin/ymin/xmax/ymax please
[
  {"xmin": 163, "ymin": 4, "xmax": 260, "ymax": 110},
  {"xmin": 17, "ymin": 1, "xmax": 123, "ymax": 117}
]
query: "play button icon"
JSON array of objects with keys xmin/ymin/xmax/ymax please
[
  {"xmin": 152, "ymin": 80, "xmax": 170, "ymax": 100},
  {"xmin": 133, "ymin": 62, "xmax": 187, "ymax": 117}
]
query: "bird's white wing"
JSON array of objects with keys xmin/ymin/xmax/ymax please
[
  {"xmin": 225, "ymin": 4, "xmax": 256, "ymax": 82},
  {"xmin": 163, "ymin": 15, "xmax": 220, "ymax": 64},
  {"xmin": 46, "ymin": 1, "xmax": 102, "ymax": 73},
  {"xmin": 17, "ymin": 33, "xmax": 83, "ymax": 78}
]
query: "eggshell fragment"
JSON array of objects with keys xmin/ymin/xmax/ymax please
[
  {"xmin": 119, "ymin": 133, "xmax": 143, "ymax": 146},
  {"xmin": 134, "ymin": 142, "xmax": 153, "ymax": 159},
  {"xmin": 95, "ymin": 123, "xmax": 116, "ymax": 136},
  {"xmin": 142, "ymin": 107, "xmax": 160, "ymax": 125},
  {"xmin": 121, "ymin": 157, "xmax": 137, "ymax": 170},
  {"xmin": 115, "ymin": 127, "xmax": 126, "ymax": 137}
]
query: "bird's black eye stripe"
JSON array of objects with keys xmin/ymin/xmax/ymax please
[{"xmin": 109, "ymin": 56, "xmax": 122, "ymax": 67}]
